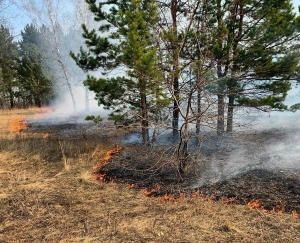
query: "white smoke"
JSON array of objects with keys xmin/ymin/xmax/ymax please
[{"xmin": 195, "ymin": 83, "xmax": 300, "ymax": 186}]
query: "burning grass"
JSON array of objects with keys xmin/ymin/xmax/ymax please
[
  {"xmin": 0, "ymin": 108, "xmax": 299, "ymax": 242},
  {"xmin": 93, "ymin": 146, "xmax": 123, "ymax": 182},
  {"xmin": 0, "ymin": 108, "xmax": 42, "ymax": 138},
  {"xmin": 95, "ymin": 145, "xmax": 300, "ymax": 218},
  {"xmin": 9, "ymin": 117, "xmax": 28, "ymax": 133}
]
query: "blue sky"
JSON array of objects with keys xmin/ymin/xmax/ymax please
[
  {"xmin": 5, "ymin": 0, "xmax": 300, "ymax": 38},
  {"xmin": 293, "ymin": 0, "xmax": 300, "ymax": 10},
  {"xmin": 5, "ymin": 0, "xmax": 74, "ymax": 38},
  {"xmin": 4, "ymin": 0, "xmax": 31, "ymax": 37}
]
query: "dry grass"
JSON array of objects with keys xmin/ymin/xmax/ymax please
[{"xmin": 0, "ymin": 108, "xmax": 299, "ymax": 243}]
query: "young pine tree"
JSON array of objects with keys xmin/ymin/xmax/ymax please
[{"xmin": 72, "ymin": 0, "xmax": 166, "ymax": 144}]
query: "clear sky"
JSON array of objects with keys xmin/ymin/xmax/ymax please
[
  {"xmin": 4, "ymin": 0, "xmax": 74, "ymax": 38},
  {"xmin": 293, "ymin": 0, "xmax": 300, "ymax": 9},
  {"xmin": 4, "ymin": 0, "xmax": 300, "ymax": 39},
  {"xmin": 292, "ymin": 0, "xmax": 300, "ymax": 16},
  {"xmin": 3, "ymin": 0, "xmax": 32, "ymax": 38}
]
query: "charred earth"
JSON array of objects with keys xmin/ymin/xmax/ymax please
[{"xmin": 26, "ymin": 114, "xmax": 300, "ymax": 215}]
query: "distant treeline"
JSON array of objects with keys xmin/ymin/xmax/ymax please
[{"xmin": 0, "ymin": 24, "xmax": 85, "ymax": 109}]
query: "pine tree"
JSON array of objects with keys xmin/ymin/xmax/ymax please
[
  {"xmin": 18, "ymin": 24, "xmax": 53, "ymax": 107},
  {"xmin": 0, "ymin": 25, "xmax": 19, "ymax": 108},
  {"xmin": 209, "ymin": 0, "xmax": 300, "ymax": 134},
  {"xmin": 72, "ymin": 0, "xmax": 166, "ymax": 144},
  {"xmin": 157, "ymin": 0, "xmax": 202, "ymax": 140}
]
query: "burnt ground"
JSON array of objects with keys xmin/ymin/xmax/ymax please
[
  {"xmin": 97, "ymin": 127, "xmax": 300, "ymax": 214},
  {"xmin": 26, "ymin": 119, "xmax": 300, "ymax": 214},
  {"xmin": 198, "ymin": 169, "xmax": 300, "ymax": 213},
  {"xmin": 98, "ymin": 145, "xmax": 300, "ymax": 214}
]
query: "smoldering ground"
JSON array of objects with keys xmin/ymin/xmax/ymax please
[
  {"xmin": 24, "ymin": 83, "xmax": 300, "ymax": 213},
  {"xmin": 92, "ymin": 84, "xmax": 300, "ymax": 212},
  {"xmin": 181, "ymin": 84, "xmax": 300, "ymax": 187},
  {"xmin": 41, "ymin": 83, "xmax": 300, "ymax": 183}
]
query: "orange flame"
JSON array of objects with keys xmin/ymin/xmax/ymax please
[
  {"xmin": 206, "ymin": 194, "xmax": 216, "ymax": 201},
  {"xmin": 247, "ymin": 199, "xmax": 296, "ymax": 215},
  {"xmin": 247, "ymin": 199, "xmax": 263, "ymax": 209},
  {"xmin": 222, "ymin": 197, "xmax": 236, "ymax": 205},
  {"xmin": 292, "ymin": 210, "xmax": 298, "ymax": 218},
  {"xmin": 271, "ymin": 202, "xmax": 285, "ymax": 214},
  {"xmin": 159, "ymin": 194, "xmax": 176, "ymax": 202},
  {"xmin": 103, "ymin": 146, "xmax": 123, "ymax": 161},
  {"xmin": 127, "ymin": 183, "xmax": 137, "ymax": 189},
  {"xmin": 93, "ymin": 173, "xmax": 106, "ymax": 182},
  {"xmin": 178, "ymin": 193, "xmax": 185, "ymax": 202},
  {"xmin": 10, "ymin": 118, "xmax": 28, "ymax": 133},
  {"xmin": 192, "ymin": 190, "xmax": 200, "ymax": 198},
  {"xmin": 93, "ymin": 146, "xmax": 123, "ymax": 183},
  {"xmin": 279, "ymin": 203, "xmax": 285, "ymax": 214},
  {"xmin": 43, "ymin": 133, "xmax": 50, "ymax": 139},
  {"xmin": 158, "ymin": 193, "xmax": 185, "ymax": 202},
  {"xmin": 32, "ymin": 107, "xmax": 52, "ymax": 119},
  {"xmin": 141, "ymin": 184, "xmax": 161, "ymax": 197}
]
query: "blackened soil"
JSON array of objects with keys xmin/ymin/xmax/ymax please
[
  {"xmin": 198, "ymin": 169, "xmax": 300, "ymax": 213},
  {"xmin": 101, "ymin": 147, "xmax": 300, "ymax": 214},
  {"xmin": 100, "ymin": 146, "xmax": 186, "ymax": 190}
]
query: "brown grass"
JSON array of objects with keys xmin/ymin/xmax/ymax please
[{"xmin": 0, "ymin": 108, "xmax": 299, "ymax": 243}]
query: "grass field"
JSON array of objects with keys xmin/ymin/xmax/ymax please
[{"xmin": 0, "ymin": 108, "xmax": 299, "ymax": 242}]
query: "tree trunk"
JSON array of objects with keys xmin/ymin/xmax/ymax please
[
  {"xmin": 196, "ymin": 42, "xmax": 202, "ymax": 138},
  {"xmin": 9, "ymin": 92, "xmax": 14, "ymax": 109},
  {"xmin": 141, "ymin": 93, "xmax": 149, "ymax": 144},
  {"xmin": 196, "ymin": 88, "xmax": 201, "ymax": 135},
  {"xmin": 35, "ymin": 97, "xmax": 42, "ymax": 108},
  {"xmin": 178, "ymin": 122, "xmax": 189, "ymax": 174},
  {"xmin": 171, "ymin": 0, "xmax": 179, "ymax": 141},
  {"xmin": 217, "ymin": 94, "xmax": 224, "ymax": 135},
  {"xmin": 172, "ymin": 75, "xmax": 179, "ymax": 140},
  {"xmin": 85, "ymin": 86, "xmax": 89, "ymax": 112},
  {"xmin": 27, "ymin": 95, "xmax": 32, "ymax": 107},
  {"xmin": 177, "ymin": 91, "xmax": 193, "ymax": 174},
  {"xmin": 22, "ymin": 95, "xmax": 26, "ymax": 108},
  {"xmin": 216, "ymin": 0, "xmax": 226, "ymax": 136},
  {"xmin": 226, "ymin": 95, "xmax": 234, "ymax": 133},
  {"xmin": 62, "ymin": 68, "xmax": 77, "ymax": 111},
  {"xmin": 226, "ymin": 1, "xmax": 243, "ymax": 134}
]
